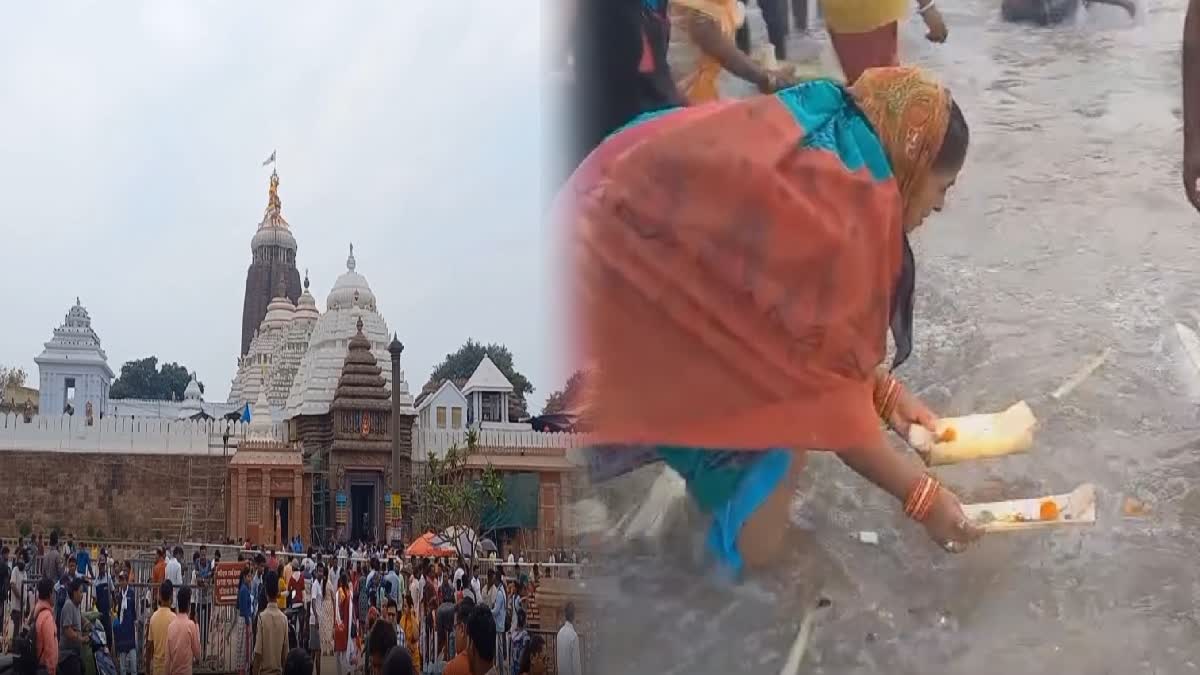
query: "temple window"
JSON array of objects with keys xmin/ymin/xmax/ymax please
[
  {"xmin": 451, "ymin": 407, "xmax": 463, "ymax": 429},
  {"xmin": 436, "ymin": 406, "xmax": 447, "ymax": 429}
]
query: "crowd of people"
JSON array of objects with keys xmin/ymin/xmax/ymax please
[{"xmin": 1, "ymin": 532, "xmax": 579, "ymax": 675}]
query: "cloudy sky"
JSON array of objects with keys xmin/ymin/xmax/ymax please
[{"xmin": 0, "ymin": 1, "xmax": 567, "ymax": 409}]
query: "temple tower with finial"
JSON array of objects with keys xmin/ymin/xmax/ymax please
[{"xmin": 240, "ymin": 167, "xmax": 302, "ymax": 356}]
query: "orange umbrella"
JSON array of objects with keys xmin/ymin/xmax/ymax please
[{"xmin": 405, "ymin": 532, "xmax": 456, "ymax": 557}]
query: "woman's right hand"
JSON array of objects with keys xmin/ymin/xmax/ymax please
[
  {"xmin": 757, "ymin": 68, "xmax": 802, "ymax": 94},
  {"xmin": 923, "ymin": 487, "xmax": 984, "ymax": 553}
]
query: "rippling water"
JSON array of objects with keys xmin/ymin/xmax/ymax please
[{"xmin": 580, "ymin": 1, "xmax": 1200, "ymax": 672}]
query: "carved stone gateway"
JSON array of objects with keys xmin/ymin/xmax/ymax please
[{"xmin": 326, "ymin": 317, "xmax": 394, "ymax": 543}]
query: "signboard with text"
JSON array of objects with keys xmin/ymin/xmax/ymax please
[{"xmin": 214, "ymin": 562, "xmax": 244, "ymax": 606}]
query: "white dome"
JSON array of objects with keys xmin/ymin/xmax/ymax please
[
  {"xmin": 251, "ymin": 226, "xmax": 297, "ymax": 252},
  {"xmin": 326, "ymin": 244, "xmax": 377, "ymax": 311},
  {"xmin": 263, "ymin": 294, "xmax": 296, "ymax": 330},
  {"xmin": 184, "ymin": 376, "xmax": 203, "ymax": 401}
]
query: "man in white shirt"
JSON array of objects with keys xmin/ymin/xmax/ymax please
[
  {"xmin": 556, "ymin": 602, "xmax": 582, "ymax": 675},
  {"xmin": 166, "ymin": 546, "xmax": 184, "ymax": 609}
]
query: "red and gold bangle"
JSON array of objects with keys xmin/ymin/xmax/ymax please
[
  {"xmin": 876, "ymin": 377, "xmax": 902, "ymax": 422},
  {"xmin": 873, "ymin": 373, "xmax": 896, "ymax": 417},
  {"xmin": 903, "ymin": 474, "xmax": 941, "ymax": 522}
]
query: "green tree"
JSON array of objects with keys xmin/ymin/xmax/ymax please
[
  {"xmin": 542, "ymin": 369, "xmax": 586, "ymax": 415},
  {"xmin": 110, "ymin": 357, "xmax": 204, "ymax": 400},
  {"xmin": 414, "ymin": 428, "xmax": 506, "ymax": 557},
  {"xmin": 422, "ymin": 339, "xmax": 534, "ymax": 420}
]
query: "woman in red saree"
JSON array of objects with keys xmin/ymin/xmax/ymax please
[{"xmin": 563, "ymin": 66, "xmax": 983, "ymax": 576}]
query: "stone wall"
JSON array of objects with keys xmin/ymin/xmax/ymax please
[{"xmin": 1, "ymin": 450, "xmax": 229, "ymax": 542}]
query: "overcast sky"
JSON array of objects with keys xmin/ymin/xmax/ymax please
[{"xmin": 0, "ymin": 1, "xmax": 566, "ymax": 409}]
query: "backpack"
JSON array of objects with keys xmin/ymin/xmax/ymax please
[{"xmin": 14, "ymin": 607, "xmax": 50, "ymax": 675}]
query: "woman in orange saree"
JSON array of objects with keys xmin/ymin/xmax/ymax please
[{"xmin": 562, "ymin": 66, "xmax": 983, "ymax": 577}]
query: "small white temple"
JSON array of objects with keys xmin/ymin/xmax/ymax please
[
  {"xmin": 35, "ymin": 298, "xmax": 114, "ymax": 417},
  {"xmin": 415, "ymin": 355, "xmax": 530, "ymax": 432},
  {"xmin": 284, "ymin": 245, "xmax": 415, "ymax": 418}
]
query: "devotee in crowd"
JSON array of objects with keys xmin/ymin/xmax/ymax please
[
  {"xmin": 820, "ymin": 0, "xmax": 946, "ymax": 84},
  {"xmin": 283, "ymin": 648, "xmax": 311, "ymax": 675},
  {"xmin": 366, "ymin": 618, "xmax": 398, "ymax": 675},
  {"xmin": 555, "ymin": 603, "xmax": 581, "ymax": 675},
  {"xmin": 516, "ymin": 635, "xmax": 546, "ymax": 675},
  {"xmin": 114, "ymin": 571, "xmax": 139, "ymax": 675},
  {"xmin": 94, "ymin": 555, "xmax": 114, "ymax": 650},
  {"xmin": 0, "ymin": 547, "xmax": 9, "ymax": 629},
  {"xmin": 509, "ymin": 609, "xmax": 530, "ymax": 675},
  {"xmin": 666, "ymin": 0, "xmax": 801, "ymax": 103},
  {"xmin": 464, "ymin": 606, "xmax": 498, "ymax": 675},
  {"xmin": 1186, "ymin": 0, "xmax": 1200, "ymax": 212},
  {"xmin": 306, "ymin": 566, "xmax": 323, "ymax": 675},
  {"xmin": 166, "ymin": 548, "xmax": 184, "ymax": 608},
  {"xmin": 381, "ymin": 645, "xmax": 416, "ymax": 675},
  {"xmin": 165, "ymin": 586, "xmax": 201, "ymax": 675},
  {"xmin": 152, "ymin": 549, "xmax": 167, "ymax": 590},
  {"xmin": 565, "ymin": 66, "xmax": 982, "ymax": 576},
  {"xmin": 383, "ymin": 598, "xmax": 403, "ymax": 647},
  {"xmin": 238, "ymin": 568, "xmax": 255, "ymax": 675},
  {"xmin": 565, "ymin": 0, "xmax": 684, "ymax": 171},
  {"xmin": 146, "ymin": 581, "xmax": 175, "ymax": 675},
  {"xmin": 333, "ymin": 572, "xmax": 351, "ymax": 675},
  {"xmin": 734, "ymin": 0, "xmax": 790, "ymax": 61},
  {"xmin": 435, "ymin": 585, "xmax": 456, "ymax": 662},
  {"xmin": 384, "ymin": 562, "xmax": 401, "ymax": 607},
  {"xmin": 33, "ymin": 577, "xmax": 59, "ymax": 675},
  {"xmin": 194, "ymin": 546, "xmax": 213, "ymax": 657},
  {"xmin": 253, "ymin": 572, "xmax": 288, "ymax": 675},
  {"xmin": 487, "ymin": 572, "xmax": 506, "ymax": 665},
  {"xmin": 445, "ymin": 598, "xmax": 478, "ymax": 675},
  {"xmin": 9, "ymin": 556, "xmax": 27, "ymax": 642},
  {"xmin": 399, "ymin": 593, "xmax": 421, "ymax": 674},
  {"xmin": 57, "ymin": 579, "xmax": 85, "ymax": 675}
]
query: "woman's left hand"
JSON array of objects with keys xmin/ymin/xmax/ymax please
[
  {"xmin": 886, "ymin": 384, "xmax": 938, "ymax": 437},
  {"xmin": 921, "ymin": 4, "xmax": 949, "ymax": 43}
]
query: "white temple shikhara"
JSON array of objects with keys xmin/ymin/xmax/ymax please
[{"xmin": 35, "ymin": 298, "xmax": 114, "ymax": 417}]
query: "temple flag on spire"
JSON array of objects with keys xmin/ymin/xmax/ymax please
[
  {"xmin": 262, "ymin": 150, "xmax": 276, "ymax": 167},
  {"xmin": 241, "ymin": 402, "xmax": 251, "ymax": 423}
]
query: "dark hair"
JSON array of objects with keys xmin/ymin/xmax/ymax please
[
  {"xmin": 455, "ymin": 598, "xmax": 475, "ymax": 627},
  {"xmin": 263, "ymin": 571, "xmax": 279, "ymax": 600},
  {"xmin": 382, "ymin": 646, "xmax": 416, "ymax": 675},
  {"xmin": 159, "ymin": 580, "xmax": 174, "ymax": 604},
  {"xmin": 38, "ymin": 577, "xmax": 53, "ymax": 600},
  {"xmin": 517, "ymin": 608, "xmax": 527, "ymax": 629},
  {"xmin": 564, "ymin": 601, "xmax": 576, "ymax": 623},
  {"xmin": 933, "ymin": 99, "xmax": 969, "ymax": 172},
  {"xmin": 386, "ymin": 598, "xmax": 398, "ymax": 610},
  {"xmin": 284, "ymin": 648, "xmax": 313, "ymax": 675},
  {"xmin": 173, "ymin": 546, "xmax": 184, "ymax": 559},
  {"xmin": 466, "ymin": 605, "xmax": 496, "ymax": 662},
  {"xmin": 368, "ymin": 619, "xmax": 398, "ymax": 659},
  {"xmin": 177, "ymin": 586, "xmax": 192, "ymax": 613},
  {"xmin": 519, "ymin": 635, "xmax": 546, "ymax": 674}
]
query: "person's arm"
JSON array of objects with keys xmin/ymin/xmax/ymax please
[
  {"xmin": 251, "ymin": 619, "xmax": 264, "ymax": 674},
  {"xmin": 145, "ymin": 633, "xmax": 155, "ymax": 674},
  {"xmin": 1185, "ymin": 0, "xmax": 1200, "ymax": 211},
  {"xmin": 190, "ymin": 622, "xmax": 201, "ymax": 662},
  {"xmin": 678, "ymin": 7, "xmax": 774, "ymax": 90},
  {"xmin": 838, "ymin": 427, "xmax": 983, "ymax": 549}
]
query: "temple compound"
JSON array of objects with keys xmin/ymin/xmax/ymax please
[{"xmin": 2, "ymin": 167, "xmax": 587, "ymax": 552}]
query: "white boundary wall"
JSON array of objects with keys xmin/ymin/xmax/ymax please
[
  {"xmin": 414, "ymin": 428, "xmax": 592, "ymax": 463},
  {"xmin": 0, "ymin": 413, "xmax": 282, "ymax": 455}
]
